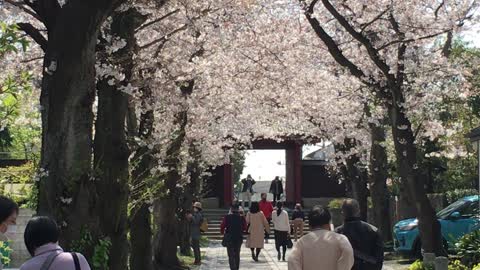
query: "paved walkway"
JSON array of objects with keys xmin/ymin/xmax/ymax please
[{"xmin": 198, "ymin": 240, "xmax": 407, "ymax": 270}]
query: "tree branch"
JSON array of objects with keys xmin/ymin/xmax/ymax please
[
  {"xmin": 3, "ymin": 0, "xmax": 42, "ymax": 21},
  {"xmin": 377, "ymin": 29, "xmax": 450, "ymax": 51},
  {"xmin": 321, "ymin": 0, "xmax": 396, "ymax": 83},
  {"xmin": 442, "ymin": 31, "xmax": 453, "ymax": 58},
  {"xmin": 23, "ymin": 0, "xmax": 61, "ymax": 30},
  {"xmin": 139, "ymin": 25, "xmax": 187, "ymax": 50},
  {"xmin": 388, "ymin": 13, "xmax": 406, "ymax": 87},
  {"xmin": 17, "ymin": 22, "xmax": 48, "ymax": 51},
  {"xmin": 303, "ymin": 8, "xmax": 374, "ymax": 88},
  {"xmin": 135, "ymin": 9, "xmax": 180, "ymax": 32},
  {"xmin": 360, "ymin": 8, "xmax": 390, "ymax": 32}
]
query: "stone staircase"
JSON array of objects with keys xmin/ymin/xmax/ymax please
[{"xmin": 202, "ymin": 208, "xmax": 311, "ymax": 240}]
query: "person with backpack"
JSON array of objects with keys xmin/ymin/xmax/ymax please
[
  {"xmin": 20, "ymin": 216, "xmax": 91, "ymax": 270},
  {"xmin": 187, "ymin": 201, "xmax": 204, "ymax": 265}
]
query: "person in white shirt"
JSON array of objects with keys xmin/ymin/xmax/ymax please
[
  {"xmin": 288, "ymin": 205, "xmax": 354, "ymax": 270},
  {"xmin": 271, "ymin": 201, "xmax": 290, "ymax": 261}
]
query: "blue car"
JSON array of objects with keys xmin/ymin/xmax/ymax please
[{"xmin": 394, "ymin": 195, "xmax": 479, "ymax": 257}]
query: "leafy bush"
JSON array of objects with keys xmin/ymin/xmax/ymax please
[
  {"xmin": 408, "ymin": 260, "xmax": 433, "ymax": 270},
  {"xmin": 445, "ymin": 189, "xmax": 478, "ymax": 205},
  {"xmin": 0, "ymin": 241, "xmax": 12, "ymax": 266},
  {"xmin": 0, "ymin": 162, "xmax": 37, "ymax": 207},
  {"xmin": 449, "ymin": 260, "xmax": 469, "ymax": 270},
  {"xmin": 456, "ymin": 230, "xmax": 480, "ymax": 267},
  {"xmin": 328, "ymin": 198, "xmax": 344, "ymax": 209},
  {"xmin": 473, "ymin": 263, "xmax": 480, "ymax": 270}
]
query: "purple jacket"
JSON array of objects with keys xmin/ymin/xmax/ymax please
[{"xmin": 20, "ymin": 243, "xmax": 91, "ymax": 270}]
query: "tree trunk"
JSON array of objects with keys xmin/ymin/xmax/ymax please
[
  {"xmin": 178, "ymin": 145, "xmax": 202, "ymax": 255},
  {"xmin": 38, "ymin": 1, "xmax": 120, "ymax": 252},
  {"xmin": 387, "ymin": 89, "xmax": 446, "ymax": 256},
  {"xmin": 93, "ymin": 9, "xmax": 147, "ymax": 269},
  {"xmin": 346, "ymin": 156, "xmax": 369, "ymax": 221},
  {"xmin": 129, "ymin": 143, "xmax": 154, "ymax": 270},
  {"xmin": 130, "ymin": 203, "xmax": 153, "ymax": 270},
  {"xmin": 153, "ymin": 109, "xmax": 188, "ymax": 269},
  {"xmin": 368, "ymin": 122, "xmax": 392, "ymax": 241}
]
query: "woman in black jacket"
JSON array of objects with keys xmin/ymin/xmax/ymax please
[{"xmin": 221, "ymin": 204, "xmax": 247, "ymax": 270}]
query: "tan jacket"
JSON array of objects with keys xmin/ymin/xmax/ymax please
[{"xmin": 288, "ymin": 228, "xmax": 354, "ymax": 270}]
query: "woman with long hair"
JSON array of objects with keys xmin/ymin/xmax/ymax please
[
  {"xmin": 246, "ymin": 202, "xmax": 270, "ymax": 262},
  {"xmin": 271, "ymin": 201, "xmax": 290, "ymax": 261}
]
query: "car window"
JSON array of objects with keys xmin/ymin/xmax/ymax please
[
  {"xmin": 458, "ymin": 202, "xmax": 479, "ymax": 218},
  {"xmin": 437, "ymin": 200, "xmax": 468, "ymax": 219}
]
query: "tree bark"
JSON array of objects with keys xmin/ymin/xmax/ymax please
[
  {"xmin": 387, "ymin": 88, "xmax": 446, "ymax": 255},
  {"xmin": 129, "ymin": 143, "xmax": 154, "ymax": 270},
  {"xmin": 152, "ymin": 109, "xmax": 188, "ymax": 270},
  {"xmin": 93, "ymin": 8, "xmax": 147, "ymax": 269},
  {"xmin": 337, "ymin": 140, "xmax": 368, "ymax": 221},
  {"xmin": 368, "ymin": 122, "xmax": 392, "ymax": 241},
  {"xmin": 38, "ymin": 0, "xmax": 122, "ymax": 252}
]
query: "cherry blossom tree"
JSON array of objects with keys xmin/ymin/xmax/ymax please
[{"xmin": 295, "ymin": 0, "xmax": 476, "ymax": 255}]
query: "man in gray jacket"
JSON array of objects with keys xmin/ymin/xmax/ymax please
[{"xmin": 188, "ymin": 202, "xmax": 204, "ymax": 265}]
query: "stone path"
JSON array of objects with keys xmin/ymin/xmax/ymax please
[{"xmin": 197, "ymin": 240, "xmax": 408, "ymax": 270}]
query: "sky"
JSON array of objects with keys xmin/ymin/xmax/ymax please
[{"xmin": 239, "ymin": 145, "xmax": 323, "ymax": 181}]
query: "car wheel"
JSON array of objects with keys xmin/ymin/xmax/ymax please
[
  {"xmin": 413, "ymin": 238, "xmax": 449, "ymax": 258},
  {"xmin": 413, "ymin": 239, "xmax": 422, "ymax": 259}
]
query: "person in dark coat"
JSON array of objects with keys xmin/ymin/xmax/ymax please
[
  {"xmin": 241, "ymin": 175, "xmax": 256, "ymax": 208},
  {"xmin": 269, "ymin": 176, "xmax": 284, "ymax": 203},
  {"xmin": 221, "ymin": 204, "xmax": 247, "ymax": 270},
  {"xmin": 335, "ymin": 199, "xmax": 384, "ymax": 270},
  {"xmin": 187, "ymin": 202, "xmax": 204, "ymax": 265}
]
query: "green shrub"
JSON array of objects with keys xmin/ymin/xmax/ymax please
[
  {"xmin": 449, "ymin": 260, "xmax": 469, "ymax": 270},
  {"xmin": 0, "ymin": 241, "xmax": 12, "ymax": 266},
  {"xmin": 445, "ymin": 189, "xmax": 478, "ymax": 204},
  {"xmin": 473, "ymin": 263, "xmax": 480, "ymax": 270},
  {"xmin": 409, "ymin": 260, "xmax": 433, "ymax": 270},
  {"xmin": 328, "ymin": 198, "xmax": 344, "ymax": 209},
  {"xmin": 456, "ymin": 230, "xmax": 480, "ymax": 267}
]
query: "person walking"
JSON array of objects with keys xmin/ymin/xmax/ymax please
[
  {"xmin": 246, "ymin": 202, "xmax": 270, "ymax": 262},
  {"xmin": 335, "ymin": 199, "xmax": 384, "ymax": 270},
  {"xmin": 221, "ymin": 204, "xmax": 247, "ymax": 270},
  {"xmin": 269, "ymin": 176, "xmax": 283, "ymax": 203},
  {"xmin": 291, "ymin": 203, "xmax": 305, "ymax": 241},
  {"xmin": 20, "ymin": 216, "xmax": 91, "ymax": 270},
  {"xmin": 271, "ymin": 201, "xmax": 290, "ymax": 261},
  {"xmin": 259, "ymin": 193, "xmax": 274, "ymax": 243},
  {"xmin": 241, "ymin": 175, "xmax": 256, "ymax": 208},
  {"xmin": 187, "ymin": 202, "xmax": 204, "ymax": 265},
  {"xmin": 288, "ymin": 205, "xmax": 354, "ymax": 270},
  {"xmin": 0, "ymin": 196, "xmax": 18, "ymax": 270}
]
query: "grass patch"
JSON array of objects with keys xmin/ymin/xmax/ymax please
[{"xmin": 178, "ymin": 251, "xmax": 206, "ymax": 268}]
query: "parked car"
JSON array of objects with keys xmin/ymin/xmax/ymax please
[{"xmin": 393, "ymin": 195, "xmax": 479, "ymax": 257}]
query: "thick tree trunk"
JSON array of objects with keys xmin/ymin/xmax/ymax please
[
  {"xmin": 178, "ymin": 146, "xmax": 202, "ymax": 255},
  {"xmin": 129, "ymin": 144, "xmax": 154, "ymax": 270},
  {"xmin": 93, "ymin": 8, "xmax": 146, "ymax": 270},
  {"xmin": 387, "ymin": 90, "xmax": 445, "ymax": 256},
  {"xmin": 153, "ymin": 110, "xmax": 188, "ymax": 269},
  {"xmin": 38, "ymin": 1, "xmax": 119, "ymax": 252},
  {"xmin": 368, "ymin": 122, "xmax": 392, "ymax": 241},
  {"xmin": 129, "ymin": 104, "xmax": 154, "ymax": 270},
  {"xmin": 338, "ymin": 139, "xmax": 368, "ymax": 221},
  {"xmin": 346, "ymin": 157, "xmax": 369, "ymax": 221}
]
